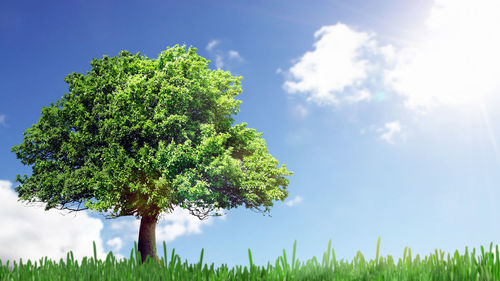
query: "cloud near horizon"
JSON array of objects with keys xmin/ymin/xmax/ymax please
[
  {"xmin": 0, "ymin": 180, "xmax": 107, "ymax": 265},
  {"xmin": 109, "ymin": 206, "xmax": 225, "ymax": 243},
  {"xmin": 0, "ymin": 179, "xmax": 227, "ymax": 264}
]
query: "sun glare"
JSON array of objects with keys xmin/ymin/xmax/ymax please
[{"xmin": 386, "ymin": 0, "xmax": 500, "ymax": 112}]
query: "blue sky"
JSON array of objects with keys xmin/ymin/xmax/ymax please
[{"xmin": 1, "ymin": 0, "xmax": 500, "ymax": 269}]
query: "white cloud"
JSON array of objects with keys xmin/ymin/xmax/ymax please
[
  {"xmin": 384, "ymin": 0, "xmax": 500, "ymax": 112},
  {"xmin": 206, "ymin": 40, "xmax": 220, "ymax": 51},
  {"xmin": 110, "ymin": 219, "xmax": 135, "ymax": 231},
  {"xmin": 0, "ymin": 114, "xmax": 5, "ymax": 126},
  {"xmin": 106, "ymin": 237, "xmax": 123, "ymax": 252},
  {"xmin": 215, "ymin": 55, "xmax": 224, "ymax": 69},
  {"xmin": 0, "ymin": 180, "xmax": 107, "ymax": 266},
  {"xmin": 379, "ymin": 45, "xmax": 396, "ymax": 64},
  {"xmin": 285, "ymin": 195, "xmax": 303, "ymax": 207},
  {"xmin": 105, "ymin": 237, "xmax": 125, "ymax": 261},
  {"xmin": 206, "ymin": 40, "xmax": 244, "ymax": 70},
  {"xmin": 378, "ymin": 121, "xmax": 402, "ymax": 144},
  {"xmin": 282, "ymin": 0, "xmax": 500, "ymax": 116},
  {"xmin": 228, "ymin": 50, "xmax": 243, "ymax": 61},
  {"xmin": 110, "ymin": 206, "xmax": 225, "ymax": 243},
  {"xmin": 283, "ymin": 23, "xmax": 380, "ymax": 106},
  {"xmin": 344, "ymin": 89, "xmax": 371, "ymax": 104},
  {"xmin": 109, "ymin": 219, "xmax": 140, "ymax": 240},
  {"xmin": 0, "ymin": 176, "xmax": 226, "ymax": 266},
  {"xmin": 157, "ymin": 207, "xmax": 217, "ymax": 242}
]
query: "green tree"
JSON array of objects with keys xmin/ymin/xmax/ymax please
[{"xmin": 11, "ymin": 46, "xmax": 293, "ymax": 265}]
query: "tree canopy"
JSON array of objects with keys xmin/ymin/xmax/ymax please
[{"xmin": 11, "ymin": 45, "xmax": 293, "ymax": 222}]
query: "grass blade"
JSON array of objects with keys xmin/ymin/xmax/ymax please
[
  {"xmin": 163, "ymin": 241, "xmax": 167, "ymax": 268},
  {"xmin": 376, "ymin": 236, "xmax": 381, "ymax": 267},
  {"xmin": 248, "ymin": 248, "xmax": 253, "ymax": 270}
]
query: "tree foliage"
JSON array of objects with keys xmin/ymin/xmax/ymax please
[{"xmin": 11, "ymin": 45, "xmax": 293, "ymax": 220}]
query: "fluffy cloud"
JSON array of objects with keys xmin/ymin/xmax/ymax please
[
  {"xmin": 283, "ymin": 23, "xmax": 379, "ymax": 106},
  {"xmin": 110, "ymin": 206, "xmax": 225, "ymax": 243},
  {"xmin": 378, "ymin": 121, "xmax": 402, "ymax": 144},
  {"xmin": 280, "ymin": 0, "xmax": 500, "ymax": 147},
  {"xmin": 106, "ymin": 237, "xmax": 123, "ymax": 252},
  {"xmin": 285, "ymin": 195, "xmax": 303, "ymax": 207},
  {"xmin": 344, "ymin": 89, "xmax": 371, "ymax": 104},
  {"xmin": 157, "ymin": 207, "xmax": 223, "ymax": 242},
  {"xmin": 0, "ymin": 180, "xmax": 107, "ymax": 265},
  {"xmin": 106, "ymin": 237, "xmax": 125, "ymax": 261},
  {"xmin": 282, "ymin": 0, "xmax": 500, "ymax": 121},
  {"xmin": 0, "ymin": 178, "xmax": 224, "ymax": 265},
  {"xmin": 0, "ymin": 114, "xmax": 5, "ymax": 126}
]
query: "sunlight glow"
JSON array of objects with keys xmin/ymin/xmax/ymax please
[{"xmin": 385, "ymin": 0, "xmax": 500, "ymax": 112}]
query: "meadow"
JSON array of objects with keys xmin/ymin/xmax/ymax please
[{"xmin": 0, "ymin": 237, "xmax": 499, "ymax": 280}]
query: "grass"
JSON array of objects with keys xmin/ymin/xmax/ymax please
[{"xmin": 0, "ymin": 237, "xmax": 499, "ymax": 280}]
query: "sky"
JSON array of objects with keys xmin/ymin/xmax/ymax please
[{"xmin": 1, "ymin": 0, "xmax": 500, "ymax": 269}]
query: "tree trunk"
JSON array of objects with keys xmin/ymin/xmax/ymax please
[{"xmin": 138, "ymin": 214, "xmax": 161, "ymax": 265}]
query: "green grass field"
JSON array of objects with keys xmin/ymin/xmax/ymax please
[{"xmin": 1, "ymin": 237, "xmax": 499, "ymax": 280}]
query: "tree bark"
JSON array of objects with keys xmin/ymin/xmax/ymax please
[{"xmin": 138, "ymin": 214, "xmax": 161, "ymax": 265}]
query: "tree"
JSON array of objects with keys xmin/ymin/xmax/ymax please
[{"xmin": 11, "ymin": 45, "xmax": 293, "ymax": 265}]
